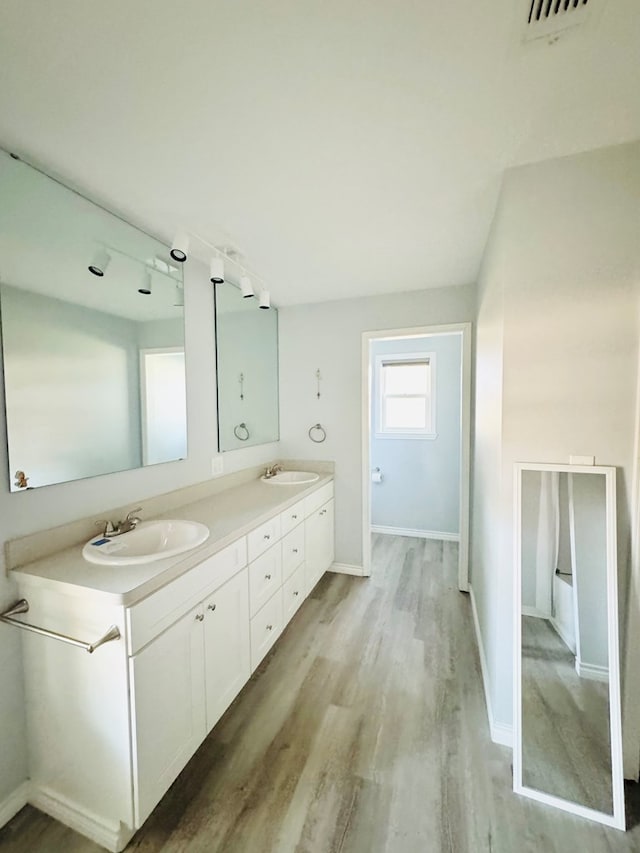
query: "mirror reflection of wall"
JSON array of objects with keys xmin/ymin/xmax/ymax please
[
  {"xmin": 0, "ymin": 149, "xmax": 187, "ymax": 491},
  {"xmin": 214, "ymin": 281, "xmax": 279, "ymax": 451},
  {"xmin": 514, "ymin": 464, "xmax": 624, "ymax": 830}
]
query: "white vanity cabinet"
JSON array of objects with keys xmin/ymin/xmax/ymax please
[
  {"xmin": 202, "ymin": 570, "xmax": 251, "ymax": 732},
  {"xmin": 305, "ymin": 496, "xmax": 335, "ymax": 595},
  {"xmin": 130, "ymin": 602, "xmax": 207, "ymax": 827},
  {"xmin": 12, "ymin": 476, "xmax": 334, "ymax": 852}
]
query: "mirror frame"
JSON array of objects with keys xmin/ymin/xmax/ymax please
[{"xmin": 513, "ymin": 462, "xmax": 625, "ymax": 830}]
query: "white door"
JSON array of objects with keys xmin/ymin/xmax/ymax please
[
  {"xmin": 203, "ymin": 569, "xmax": 251, "ymax": 731},
  {"xmin": 130, "ymin": 605, "xmax": 206, "ymax": 827},
  {"xmin": 305, "ymin": 498, "xmax": 335, "ymax": 594}
]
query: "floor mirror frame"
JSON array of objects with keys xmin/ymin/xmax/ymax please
[{"xmin": 513, "ymin": 462, "xmax": 625, "ymax": 831}]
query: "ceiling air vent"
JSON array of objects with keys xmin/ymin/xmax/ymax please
[{"xmin": 524, "ymin": 0, "xmax": 596, "ymax": 43}]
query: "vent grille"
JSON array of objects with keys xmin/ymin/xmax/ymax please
[
  {"xmin": 528, "ymin": 0, "xmax": 589, "ymax": 24},
  {"xmin": 525, "ymin": 0, "xmax": 594, "ymax": 41}
]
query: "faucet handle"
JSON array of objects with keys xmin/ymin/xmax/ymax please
[
  {"xmin": 95, "ymin": 520, "xmax": 116, "ymax": 536},
  {"xmin": 125, "ymin": 507, "xmax": 143, "ymax": 521}
]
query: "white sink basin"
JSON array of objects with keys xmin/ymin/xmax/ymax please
[
  {"xmin": 82, "ymin": 519, "xmax": 210, "ymax": 566},
  {"xmin": 261, "ymin": 470, "xmax": 320, "ymax": 485}
]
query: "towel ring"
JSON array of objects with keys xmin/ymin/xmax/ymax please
[
  {"xmin": 234, "ymin": 422, "xmax": 250, "ymax": 441},
  {"xmin": 308, "ymin": 423, "xmax": 326, "ymax": 443}
]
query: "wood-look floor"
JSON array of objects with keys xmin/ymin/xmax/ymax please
[
  {"xmin": 1, "ymin": 533, "xmax": 639, "ymax": 852},
  {"xmin": 521, "ymin": 615, "xmax": 613, "ymax": 814}
]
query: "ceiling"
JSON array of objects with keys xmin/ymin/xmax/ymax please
[{"xmin": 0, "ymin": 0, "xmax": 638, "ymax": 307}]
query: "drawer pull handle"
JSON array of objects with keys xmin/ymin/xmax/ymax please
[
  {"xmin": 265, "ymin": 573, "xmax": 272, "ymax": 580},
  {"xmin": 266, "ymin": 624, "xmax": 273, "ymax": 631},
  {"xmin": 293, "ymin": 591, "xmax": 299, "ymax": 596},
  {"xmin": 293, "ymin": 548, "xmax": 299, "ymax": 553},
  {"xmin": 292, "ymin": 514, "xmax": 298, "ymax": 519},
  {"xmin": 195, "ymin": 613, "xmax": 204, "ymax": 622},
  {"xmin": 208, "ymin": 603, "xmax": 217, "ymax": 612},
  {"xmin": 264, "ymin": 534, "xmax": 271, "ymax": 540}
]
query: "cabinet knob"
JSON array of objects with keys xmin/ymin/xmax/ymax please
[
  {"xmin": 293, "ymin": 548, "xmax": 298, "ymax": 554},
  {"xmin": 293, "ymin": 591, "xmax": 299, "ymax": 596},
  {"xmin": 265, "ymin": 573, "xmax": 272, "ymax": 580},
  {"xmin": 264, "ymin": 533, "xmax": 271, "ymax": 540},
  {"xmin": 195, "ymin": 613, "xmax": 204, "ymax": 622},
  {"xmin": 207, "ymin": 603, "xmax": 216, "ymax": 612},
  {"xmin": 292, "ymin": 514, "xmax": 298, "ymax": 519},
  {"xmin": 266, "ymin": 624, "xmax": 273, "ymax": 631},
  {"xmin": 320, "ymin": 509, "xmax": 326, "ymax": 516}
]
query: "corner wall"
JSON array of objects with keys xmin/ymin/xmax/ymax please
[{"xmin": 471, "ymin": 140, "xmax": 640, "ymax": 771}]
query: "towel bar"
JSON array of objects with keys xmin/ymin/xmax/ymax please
[{"xmin": 0, "ymin": 599, "xmax": 121, "ymax": 653}]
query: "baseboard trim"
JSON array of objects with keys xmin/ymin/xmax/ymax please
[
  {"xmin": 29, "ymin": 785, "xmax": 133, "ymax": 853},
  {"xmin": 0, "ymin": 781, "xmax": 29, "ymax": 829},
  {"xmin": 576, "ymin": 660, "xmax": 609, "ymax": 683},
  {"xmin": 522, "ymin": 605, "xmax": 547, "ymax": 619},
  {"xmin": 468, "ymin": 584, "xmax": 513, "ymax": 749},
  {"xmin": 329, "ymin": 562, "xmax": 365, "ymax": 576},
  {"xmin": 370, "ymin": 525, "xmax": 459, "ymax": 542},
  {"xmin": 549, "ymin": 617, "xmax": 576, "ymax": 655}
]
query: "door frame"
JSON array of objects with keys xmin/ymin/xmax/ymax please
[{"xmin": 361, "ymin": 322, "xmax": 472, "ymax": 590}]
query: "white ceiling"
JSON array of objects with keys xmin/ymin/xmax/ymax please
[{"xmin": 0, "ymin": 0, "xmax": 638, "ymax": 306}]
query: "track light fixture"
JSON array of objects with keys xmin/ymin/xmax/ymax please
[
  {"xmin": 258, "ymin": 289, "xmax": 271, "ymax": 310},
  {"xmin": 240, "ymin": 275, "xmax": 254, "ymax": 299},
  {"xmin": 210, "ymin": 255, "xmax": 225, "ymax": 284},
  {"xmin": 88, "ymin": 247, "xmax": 111, "ymax": 277},
  {"xmin": 170, "ymin": 231, "xmax": 189, "ymax": 263},
  {"xmin": 138, "ymin": 270, "xmax": 152, "ymax": 295}
]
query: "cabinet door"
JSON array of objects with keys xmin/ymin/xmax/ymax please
[
  {"xmin": 304, "ymin": 498, "xmax": 335, "ymax": 594},
  {"xmin": 203, "ymin": 569, "xmax": 251, "ymax": 732},
  {"xmin": 130, "ymin": 605, "xmax": 206, "ymax": 827}
]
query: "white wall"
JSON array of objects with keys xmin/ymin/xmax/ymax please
[
  {"xmin": 472, "ymin": 141, "xmax": 640, "ymax": 757},
  {"xmin": 0, "ymin": 258, "xmax": 279, "ymax": 805},
  {"xmin": 279, "ymin": 285, "xmax": 475, "ymax": 568},
  {"xmin": 370, "ymin": 334, "xmax": 461, "ymax": 535}
]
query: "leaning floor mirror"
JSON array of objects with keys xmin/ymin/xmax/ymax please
[{"xmin": 513, "ymin": 463, "xmax": 625, "ymax": 830}]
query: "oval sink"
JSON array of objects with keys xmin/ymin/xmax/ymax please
[
  {"xmin": 261, "ymin": 471, "xmax": 320, "ymax": 485},
  {"xmin": 83, "ymin": 519, "xmax": 210, "ymax": 566}
]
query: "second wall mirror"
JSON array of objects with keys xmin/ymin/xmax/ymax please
[
  {"xmin": 513, "ymin": 462, "xmax": 624, "ymax": 830},
  {"xmin": 214, "ymin": 281, "xmax": 279, "ymax": 451}
]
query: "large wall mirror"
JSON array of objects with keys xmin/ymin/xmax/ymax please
[
  {"xmin": 514, "ymin": 463, "xmax": 625, "ymax": 829},
  {"xmin": 214, "ymin": 281, "xmax": 279, "ymax": 451},
  {"xmin": 0, "ymin": 149, "xmax": 187, "ymax": 491}
]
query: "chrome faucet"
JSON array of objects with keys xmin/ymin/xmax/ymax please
[
  {"xmin": 264, "ymin": 464, "xmax": 283, "ymax": 479},
  {"xmin": 95, "ymin": 507, "xmax": 143, "ymax": 537}
]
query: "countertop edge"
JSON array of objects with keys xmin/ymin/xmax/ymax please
[{"xmin": 10, "ymin": 474, "xmax": 334, "ymax": 607}]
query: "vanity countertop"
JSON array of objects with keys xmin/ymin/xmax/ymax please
[{"xmin": 10, "ymin": 474, "xmax": 333, "ymax": 607}]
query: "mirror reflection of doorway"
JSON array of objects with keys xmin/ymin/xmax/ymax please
[{"xmin": 140, "ymin": 347, "xmax": 187, "ymax": 465}]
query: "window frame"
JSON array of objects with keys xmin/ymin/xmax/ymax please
[{"xmin": 374, "ymin": 351, "xmax": 437, "ymax": 440}]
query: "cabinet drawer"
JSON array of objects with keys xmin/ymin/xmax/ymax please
[
  {"xmin": 280, "ymin": 498, "xmax": 305, "ymax": 536},
  {"xmin": 304, "ymin": 481, "xmax": 334, "ymax": 517},
  {"xmin": 127, "ymin": 538, "xmax": 247, "ymax": 654},
  {"xmin": 250, "ymin": 591, "xmax": 283, "ymax": 671},
  {"xmin": 247, "ymin": 515, "xmax": 282, "ymax": 562},
  {"xmin": 283, "ymin": 563, "xmax": 305, "ymax": 623},
  {"xmin": 248, "ymin": 544, "xmax": 283, "ymax": 617},
  {"xmin": 281, "ymin": 525, "xmax": 305, "ymax": 582}
]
